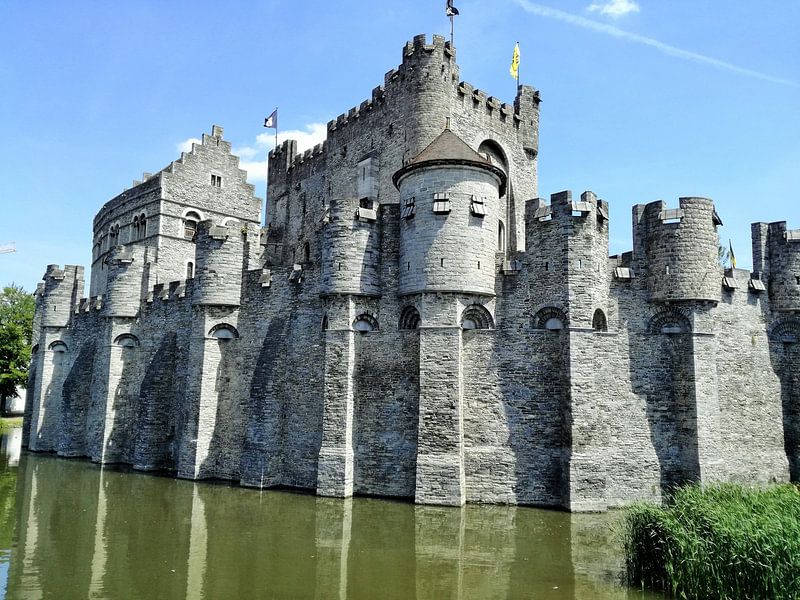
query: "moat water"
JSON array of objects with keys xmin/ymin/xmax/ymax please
[{"xmin": 0, "ymin": 431, "xmax": 661, "ymax": 599}]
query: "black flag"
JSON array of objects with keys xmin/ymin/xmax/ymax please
[{"xmin": 446, "ymin": 0, "xmax": 459, "ymax": 16}]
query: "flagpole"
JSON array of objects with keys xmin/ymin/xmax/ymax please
[
  {"xmin": 450, "ymin": 14, "xmax": 454, "ymax": 47},
  {"xmin": 274, "ymin": 106, "xmax": 278, "ymax": 149}
]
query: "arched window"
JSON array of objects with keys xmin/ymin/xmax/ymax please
[
  {"xmin": 592, "ymin": 309, "xmax": 608, "ymax": 332},
  {"xmin": 186, "ymin": 261, "xmax": 194, "ymax": 279},
  {"xmin": 353, "ymin": 314, "xmax": 379, "ymax": 333},
  {"xmin": 184, "ymin": 211, "xmax": 202, "ymax": 241},
  {"xmin": 533, "ymin": 307, "xmax": 568, "ymax": 331},
  {"xmin": 303, "ymin": 242, "xmax": 311, "ymax": 263},
  {"xmin": 48, "ymin": 341, "xmax": 68, "ymax": 353},
  {"xmin": 321, "ymin": 314, "xmax": 329, "ymax": 331},
  {"xmin": 133, "ymin": 216, "xmax": 139, "ymax": 241},
  {"xmin": 109, "ymin": 223, "xmax": 120, "ymax": 247},
  {"xmin": 648, "ymin": 309, "xmax": 691, "ymax": 335},
  {"xmin": 139, "ymin": 213, "xmax": 147, "ymax": 239},
  {"xmin": 770, "ymin": 319, "xmax": 800, "ymax": 344},
  {"xmin": 399, "ymin": 306, "xmax": 421, "ymax": 330},
  {"xmin": 478, "ymin": 139, "xmax": 508, "ymax": 174},
  {"xmin": 498, "ymin": 221, "xmax": 506, "ymax": 253},
  {"xmin": 209, "ymin": 323, "xmax": 239, "ymax": 340},
  {"xmin": 461, "ymin": 304, "xmax": 494, "ymax": 330},
  {"xmin": 114, "ymin": 334, "xmax": 139, "ymax": 348}
]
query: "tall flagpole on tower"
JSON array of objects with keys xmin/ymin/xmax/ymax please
[
  {"xmin": 263, "ymin": 108, "xmax": 278, "ymax": 227},
  {"xmin": 446, "ymin": 0, "xmax": 459, "ymax": 47}
]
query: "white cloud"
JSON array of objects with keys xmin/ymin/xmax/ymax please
[
  {"xmin": 587, "ymin": 0, "xmax": 639, "ymax": 18},
  {"xmin": 513, "ymin": 0, "xmax": 799, "ymax": 87},
  {"xmin": 234, "ymin": 123, "xmax": 328, "ymax": 183},
  {"xmin": 177, "ymin": 137, "xmax": 201, "ymax": 153},
  {"xmin": 238, "ymin": 159, "xmax": 268, "ymax": 183}
]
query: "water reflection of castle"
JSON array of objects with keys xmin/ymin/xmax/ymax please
[
  {"xmin": 4, "ymin": 453, "xmax": 638, "ymax": 599},
  {"xmin": 0, "ymin": 429, "xmax": 21, "ymax": 468}
]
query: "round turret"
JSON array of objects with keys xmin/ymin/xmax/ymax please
[
  {"xmin": 321, "ymin": 198, "xmax": 381, "ymax": 296},
  {"xmin": 39, "ymin": 265, "xmax": 83, "ymax": 328},
  {"xmin": 192, "ymin": 221, "xmax": 244, "ymax": 306},
  {"xmin": 643, "ymin": 197, "xmax": 721, "ymax": 302},
  {"xmin": 399, "ymin": 34, "xmax": 459, "ymax": 160},
  {"xmin": 105, "ymin": 245, "xmax": 145, "ymax": 317},
  {"xmin": 763, "ymin": 222, "xmax": 800, "ymax": 311},
  {"xmin": 393, "ymin": 127, "xmax": 506, "ymax": 296}
]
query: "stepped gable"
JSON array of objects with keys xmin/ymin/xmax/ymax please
[{"xmin": 392, "ymin": 126, "xmax": 507, "ymax": 195}]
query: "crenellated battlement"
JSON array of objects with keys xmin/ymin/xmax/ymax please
[
  {"xmin": 526, "ymin": 190, "xmax": 608, "ymax": 225},
  {"xmin": 105, "ymin": 245, "xmax": 147, "ymax": 318},
  {"xmin": 75, "ymin": 296, "xmax": 104, "ymax": 314},
  {"xmin": 634, "ymin": 197, "xmax": 722, "ymax": 303},
  {"xmin": 402, "ymin": 33, "xmax": 454, "ymax": 62},
  {"xmin": 752, "ymin": 220, "xmax": 800, "ymax": 311},
  {"xmin": 145, "ymin": 279, "xmax": 191, "ymax": 307},
  {"xmin": 38, "ymin": 264, "xmax": 85, "ymax": 328}
]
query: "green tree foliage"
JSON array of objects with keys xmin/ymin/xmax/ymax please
[{"xmin": 0, "ymin": 284, "xmax": 35, "ymax": 399}]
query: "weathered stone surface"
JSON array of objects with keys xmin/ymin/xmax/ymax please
[{"xmin": 24, "ymin": 34, "xmax": 798, "ymax": 511}]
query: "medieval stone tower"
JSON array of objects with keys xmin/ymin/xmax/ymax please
[{"xmin": 23, "ymin": 34, "xmax": 799, "ymax": 511}]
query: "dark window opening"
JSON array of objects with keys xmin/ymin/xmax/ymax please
[
  {"xmin": 184, "ymin": 211, "xmax": 201, "ymax": 241},
  {"xmin": 401, "ymin": 197, "xmax": 416, "ymax": 219},
  {"xmin": 592, "ymin": 309, "xmax": 608, "ymax": 332}
]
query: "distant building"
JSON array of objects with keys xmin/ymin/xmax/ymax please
[
  {"xmin": 23, "ymin": 34, "xmax": 799, "ymax": 510},
  {"xmin": 2, "ymin": 385, "xmax": 25, "ymax": 416}
]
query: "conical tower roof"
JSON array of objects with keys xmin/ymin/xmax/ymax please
[{"xmin": 393, "ymin": 126, "xmax": 507, "ymax": 195}]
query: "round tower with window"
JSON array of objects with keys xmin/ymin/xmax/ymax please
[{"xmin": 393, "ymin": 125, "xmax": 506, "ymax": 297}]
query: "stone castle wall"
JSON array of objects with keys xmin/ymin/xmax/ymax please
[{"xmin": 22, "ymin": 34, "xmax": 799, "ymax": 511}]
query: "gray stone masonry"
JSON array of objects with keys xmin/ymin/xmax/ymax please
[{"xmin": 24, "ymin": 34, "xmax": 798, "ymax": 511}]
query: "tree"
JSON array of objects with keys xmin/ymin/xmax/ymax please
[{"xmin": 0, "ymin": 284, "xmax": 35, "ymax": 400}]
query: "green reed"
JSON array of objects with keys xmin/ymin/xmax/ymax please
[{"xmin": 624, "ymin": 484, "xmax": 800, "ymax": 599}]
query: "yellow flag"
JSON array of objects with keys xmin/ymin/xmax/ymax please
[{"xmin": 509, "ymin": 42, "xmax": 520, "ymax": 80}]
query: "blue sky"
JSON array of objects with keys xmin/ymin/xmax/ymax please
[{"xmin": 1, "ymin": 0, "xmax": 797, "ymax": 293}]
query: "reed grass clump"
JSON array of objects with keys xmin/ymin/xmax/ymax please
[{"xmin": 623, "ymin": 484, "xmax": 800, "ymax": 599}]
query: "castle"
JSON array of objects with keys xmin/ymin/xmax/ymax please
[{"xmin": 23, "ymin": 34, "xmax": 799, "ymax": 511}]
